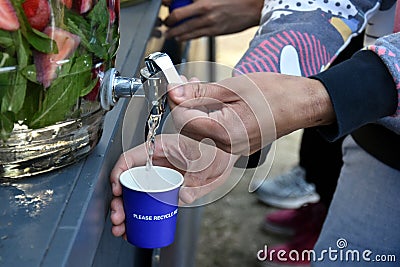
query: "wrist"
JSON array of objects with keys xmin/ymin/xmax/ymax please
[
  {"xmin": 302, "ymin": 78, "xmax": 336, "ymax": 128},
  {"xmin": 266, "ymin": 75, "xmax": 335, "ymax": 138}
]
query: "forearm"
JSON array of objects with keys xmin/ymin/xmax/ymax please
[
  {"xmin": 238, "ymin": 48, "xmax": 398, "ymax": 148},
  {"xmin": 246, "ymin": 72, "xmax": 335, "ymax": 140},
  {"xmin": 271, "ymin": 76, "xmax": 335, "ymax": 138}
]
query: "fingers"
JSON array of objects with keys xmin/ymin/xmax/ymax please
[
  {"xmin": 177, "ymin": 113, "xmax": 233, "ymax": 152},
  {"xmin": 164, "ymin": 2, "xmax": 203, "ymax": 28},
  {"xmin": 109, "ymin": 134, "xmax": 190, "ymax": 198},
  {"xmin": 110, "ymin": 154, "xmax": 129, "ymax": 197},
  {"xmin": 168, "ymin": 93, "xmax": 250, "ymax": 154},
  {"xmin": 168, "ymin": 74, "xmax": 266, "ymax": 109},
  {"xmin": 176, "ymin": 137, "xmax": 240, "ymax": 204},
  {"xmin": 109, "ymin": 144, "xmax": 147, "ymax": 240},
  {"xmin": 109, "ymin": 133, "xmax": 239, "ymax": 235},
  {"xmin": 165, "ymin": 18, "xmax": 215, "ymax": 41},
  {"xmin": 110, "ymin": 197, "xmax": 126, "ymax": 237},
  {"xmin": 179, "ymin": 153, "xmax": 240, "ymax": 204},
  {"xmin": 110, "ymin": 144, "xmax": 147, "ymax": 197},
  {"xmin": 111, "ymin": 224, "xmax": 126, "ymax": 239},
  {"xmin": 168, "ymin": 80, "xmax": 238, "ymax": 108}
]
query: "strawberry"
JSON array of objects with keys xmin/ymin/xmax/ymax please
[
  {"xmin": 83, "ymin": 64, "xmax": 104, "ymax": 101},
  {"xmin": 107, "ymin": 0, "xmax": 119, "ymax": 24},
  {"xmin": 61, "ymin": 0, "xmax": 72, "ymax": 9},
  {"xmin": 0, "ymin": 0, "xmax": 20, "ymax": 31},
  {"xmin": 74, "ymin": 0, "xmax": 92, "ymax": 14},
  {"xmin": 108, "ymin": 7, "xmax": 115, "ymax": 24},
  {"xmin": 22, "ymin": 0, "xmax": 51, "ymax": 31},
  {"xmin": 35, "ymin": 27, "xmax": 81, "ymax": 88}
]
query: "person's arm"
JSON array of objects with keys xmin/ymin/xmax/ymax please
[
  {"xmin": 168, "ymin": 72, "xmax": 335, "ymax": 155},
  {"xmin": 311, "ymin": 50, "xmax": 398, "ymax": 141},
  {"xmin": 163, "ymin": 0, "xmax": 263, "ymax": 41},
  {"xmin": 312, "ymin": 31, "xmax": 400, "ymax": 140},
  {"xmin": 168, "ymin": 33, "xmax": 400, "ymax": 154}
]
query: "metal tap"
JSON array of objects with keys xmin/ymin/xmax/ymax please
[{"xmin": 99, "ymin": 52, "xmax": 176, "ymax": 114}]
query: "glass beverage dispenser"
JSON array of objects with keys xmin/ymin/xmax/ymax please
[
  {"xmin": 0, "ymin": 0, "xmax": 120, "ymax": 178},
  {"xmin": 0, "ymin": 0, "xmax": 179, "ymax": 179}
]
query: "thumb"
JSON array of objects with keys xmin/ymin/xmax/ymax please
[{"xmin": 168, "ymin": 80, "xmax": 238, "ymax": 108}]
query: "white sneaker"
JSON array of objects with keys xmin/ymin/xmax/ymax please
[{"xmin": 256, "ymin": 166, "xmax": 320, "ymax": 209}]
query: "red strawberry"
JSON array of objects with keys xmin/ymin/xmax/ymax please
[
  {"xmin": 0, "ymin": 0, "xmax": 20, "ymax": 31},
  {"xmin": 22, "ymin": 0, "xmax": 51, "ymax": 31},
  {"xmin": 107, "ymin": 0, "xmax": 118, "ymax": 24},
  {"xmin": 35, "ymin": 27, "xmax": 81, "ymax": 88},
  {"xmin": 83, "ymin": 64, "xmax": 104, "ymax": 101},
  {"xmin": 61, "ymin": 0, "xmax": 72, "ymax": 9},
  {"xmin": 108, "ymin": 7, "xmax": 115, "ymax": 24},
  {"xmin": 74, "ymin": 0, "xmax": 92, "ymax": 14}
]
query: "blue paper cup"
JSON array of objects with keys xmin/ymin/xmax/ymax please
[
  {"xmin": 120, "ymin": 166, "xmax": 184, "ymax": 248},
  {"xmin": 169, "ymin": 0, "xmax": 193, "ymax": 11}
]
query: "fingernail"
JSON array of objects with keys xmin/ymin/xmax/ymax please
[{"xmin": 173, "ymin": 85, "xmax": 184, "ymax": 98}]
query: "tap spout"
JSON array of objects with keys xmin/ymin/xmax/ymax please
[
  {"xmin": 140, "ymin": 67, "xmax": 167, "ymax": 116},
  {"xmin": 99, "ymin": 52, "xmax": 181, "ymax": 114}
]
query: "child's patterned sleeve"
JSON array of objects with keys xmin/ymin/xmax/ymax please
[
  {"xmin": 234, "ymin": 0, "xmax": 381, "ymax": 76},
  {"xmin": 366, "ymin": 33, "xmax": 400, "ymax": 117},
  {"xmin": 364, "ymin": 32, "xmax": 400, "ymax": 134}
]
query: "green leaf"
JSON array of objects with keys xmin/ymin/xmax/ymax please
[
  {"xmin": 20, "ymin": 64, "xmax": 38, "ymax": 83},
  {"xmin": 64, "ymin": 9, "xmax": 91, "ymax": 46},
  {"xmin": 0, "ymin": 111, "xmax": 14, "ymax": 141},
  {"xmin": 0, "ymin": 30, "xmax": 14, "ymax": 48},
  {"xmin": 1, "ymin": 73, "xmax": 26, "ymax": 114},
  {"xmin": 88, "ymin": 0, "xmax": 111, "ymax": 59},
  {"xmin": 30, "ymin": 76, "xmax": 79, "ymax": 127},
  {"xmin": 80, "ymin": 77, "xmax": 98, "ymax": 97},
  {"xmin": 0, "ymin": 31, "xmax": 17, "ymax": 65},
  {"xmin": 28, "ymin": 29, "xmax": 58, "ymax": 54},
  {"xmin": 65, "ymin": 0, "xmax": 114, "ymax": 60},
  {"xmin": 0, "ymin": 73, "xmax": 17, "ymax": 100},
  {"xmin": 16, "ymin": 81, "xmax": 41, "ymax": 124},
  {"xmin": 1, "ymin": 31, "xmax": 28, "ymax": 114},
  {"xmin": 29, "ymin": 55, "xmax": 93, "ymax": 128}
]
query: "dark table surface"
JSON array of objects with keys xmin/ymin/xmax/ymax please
[{"xmin": 0, "ymin": 1, "xmax": 162, "ymax": 266}]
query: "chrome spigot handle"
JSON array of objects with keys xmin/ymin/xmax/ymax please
[
  {"xmin": 145, "ymin": 52, "xmax": 163, "ymax": 76},
  {"xmin": 100, "ymin": 68, "xmax": 142, "ymax": 111},
  {"xmin": 143, "ymin": 52, "xmax": 183, "ymax": 115},
  {"xmin": 145, "ymin": 52, "xmax": 183, "ymax": 84}
]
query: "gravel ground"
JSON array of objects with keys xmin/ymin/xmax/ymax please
[{"xmin": 195, "ymin": 131, "xmax": 303, "ymax": 267}]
